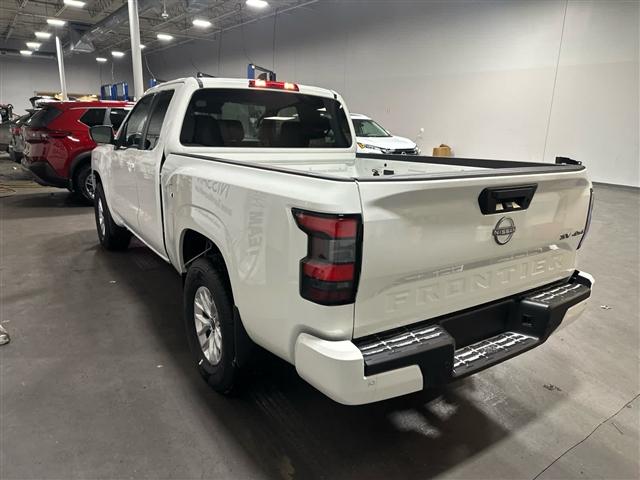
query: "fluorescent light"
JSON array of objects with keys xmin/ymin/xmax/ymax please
[
  {"xmin": 156, "ymin": 33, "xmax": 173, "ymax": 41},
  {"xmin": 35, "ymin": 31, "xmax": 51, "ymax": 39},
  {"xmin": 246, "ymin": 0, "xmax": 269, "ymax": 8},
  {"xmin": 46, "ymin": 18, "xmax": 67, "ymax": 26},
  {"xmin": 26, "ymin": 42, "xmax": 41, "ymax": 49},
  {"xmin": 96, "ymin": 57, "xmax": 107, "ymax": 63},
  {"xmin": 140, "ymin": 44, "xmax": 146, "ymax": 49},
  {"xmin": 20, "ymin": 50, "xmax": 33, "ymax": 56},
  {"xmin": 192, "ymin": 19, "xmax": 212, "ymax": 28},
  {"xmin": 63, "ymin": 0, "xmax": 86, "ymax": 7},
  {"xmin": 111, "ymin": 51, "xmax": 125, "ymax": 57}
]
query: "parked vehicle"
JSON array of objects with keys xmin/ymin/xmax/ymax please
[
  {"xmin": 22, "ymin": 100, "xmax": 132, "ymax": 202},
  {"xmin": 351, "ymin": 113, "xmax": 419, "ymax": 154},
  {"xmin": 0, "ymin": 103, "xmax": 19, "ymax": 151},
  {"xmin": 7, "ymin": 112, "xmax": 35, "ymax": 162},
  {"xmin": 91, "ymin": 77, "xmax": 594, "ymax": 405}
]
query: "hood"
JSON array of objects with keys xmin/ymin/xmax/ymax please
[{"xmin": 356, "ymin": 135, "xmax": 416, "ymax": 150}]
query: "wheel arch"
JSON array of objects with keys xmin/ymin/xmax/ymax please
[
  {"xmin": 69, "ymin": 150, "xmax": 92, "ymax": 190},
  {"xmin": 181, "ymin": 229, "xmax": 234, "ymax": 303},
  {"xmin": 181, "ymin": 228, "xmax": 255, "ymax": 363}
]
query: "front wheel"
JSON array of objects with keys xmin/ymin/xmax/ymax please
[
  {"xmin": 184, "ymin": 258, "xmax": 239, "ymax": 394},
  {"xmin": 94, "ymin": 182, "xmax": 131, "ymax": 250}
]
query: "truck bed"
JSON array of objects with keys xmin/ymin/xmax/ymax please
[{"xmin": 249, "ymin": 153, "xmax": 584, "ymax": 181}]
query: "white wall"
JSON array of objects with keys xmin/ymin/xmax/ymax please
[
  {"xmin": 144, "ymin": 0, "xmax": 639, "ymax": 187},
  {"xmin": 1, "ymin": 0, "xmax": 637, "ymax": 186},
  {"xmin": 0, "ymin": 53, "xmax": 133, "ymax": 114}
]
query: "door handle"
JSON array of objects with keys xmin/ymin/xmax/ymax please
[{"xmin": 478, "ymin": 184, "xmax": 538, "ymax": 214}]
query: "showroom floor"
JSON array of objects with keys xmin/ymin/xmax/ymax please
[{"xmin": 1, "ymin": 154, "xmax": 638, "ymax": 480}]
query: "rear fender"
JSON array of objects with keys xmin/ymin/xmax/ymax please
[{"xmin": 69, "ymin": 151, "xmax": 92, "ymax": 189}]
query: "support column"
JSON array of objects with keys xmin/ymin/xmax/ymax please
[
  {"xmin": 55, "ymin": 36, "xmax": 68, "ymax": 101},
  {"xmin": 127, "ymin": 0, "xmax": 144, "ymax": 99}
]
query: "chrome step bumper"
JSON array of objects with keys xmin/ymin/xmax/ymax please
[
  {"xmin": 354, "ymin": 270, "xmax": 593, "ymax": 384},
  {"xmin": 453, "ymin": 331, "xmax": 538, "ymax": 377}
]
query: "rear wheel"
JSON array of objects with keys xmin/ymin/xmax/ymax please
[
  {"xmin": 94, "ymin": 182, "xmax": 131, "ymax": 250},
  {"xmin": 184, "ymin": 257, "xmax": 239, "ymax": 394},
  {"xmin": 74, "ymin": 162, "xmax": 95, "ymax": 204}
]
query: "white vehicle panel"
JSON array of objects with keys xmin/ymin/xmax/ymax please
[
  {"xmin": 353, "ymin": 172, "xmax": 591, "ymax": 337},
  {"xmin": 162, "ymin": 154, "xmax": 362, "ymax": 361}
]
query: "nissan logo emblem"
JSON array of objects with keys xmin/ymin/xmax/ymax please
[{"xmin": 493, "ymin": 217, "xmax": 516, "ymax": 245}]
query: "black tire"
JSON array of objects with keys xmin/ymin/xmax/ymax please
[
  {"xmin": 184, "ymin": 257, "xmax": 239, "ymax": 394},
  {"xmin": 73, "ymin": 162, "xmax": 95, "ymax": 204},
  {"xmin": 94, "ymin": 182, "xmax": 131, "ymax": 251}
]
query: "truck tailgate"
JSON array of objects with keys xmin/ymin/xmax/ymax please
[{"xmin": 354, "ymin": 170, "xmax": 591, "ymax": 338}]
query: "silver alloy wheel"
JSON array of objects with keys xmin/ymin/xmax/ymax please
[
  {"xmin": 97, "ymin": 198, "xmax": 106, "ymax": 237},
  {"xmin": 193, "ymin": 286, "xmax": 222, "ymax": 365},
  {"xmin": 84, "ymin": 172, "xmax": 96, "ymax": 200}
]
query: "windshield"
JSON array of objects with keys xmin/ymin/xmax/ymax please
[
  {"xmin": 352, "ymin": 119, "xmax": 391, "ymax": 138},
  {"xmin": 181, "ymin": 88, "xmax": 352, "ymax": 148}
]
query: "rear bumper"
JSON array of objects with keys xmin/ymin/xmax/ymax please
[
  {"xmin": 22, "ymin": 159, "xmax": 69, "ymax": 188},
  {"xmin": 295, "ymin": 270, "xmax": 593, "ymax": 405}
]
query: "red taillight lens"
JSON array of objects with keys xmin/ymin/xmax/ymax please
[
  {"xmin": 47, "ymin": 130, "xmax": 71, "ymax": 138},
  {"xmin": 293, "ymin": 208, "xmax": 362, "ymax": 306},
  {"xmin": 249, "ymin": 79, "xmax": 299, "ymax": 91},
  {"xmin": 10, "ymin": 127, "xmax": 20, "ymax": 135}
]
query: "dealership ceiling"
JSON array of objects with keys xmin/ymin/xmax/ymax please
[{"xmin": 1, "ymin": 0, "xmax": 316, "ymax": 55}]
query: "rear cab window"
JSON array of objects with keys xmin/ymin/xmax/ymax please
[{"xmin": 180, "ymin": 88, "xmax": 352, "ymax": 148}]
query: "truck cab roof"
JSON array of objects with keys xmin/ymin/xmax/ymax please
[{"xmin": 147, "ymin": 77, "xmax": 339, "ymax": 100}]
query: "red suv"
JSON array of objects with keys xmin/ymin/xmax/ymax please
[{"xmin": 22, "ymin": 100, "xmax": 132, "ymax": 202}]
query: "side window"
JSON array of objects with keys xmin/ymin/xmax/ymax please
[
  {"xmin": 80, "ymin": 108, "xmax": 107, "ymax": 127},
  {"xmin": 109, "ymin": 108, "xmax": 128, "ymax": 131},
  {"xmin": 143, "ymin": 90, "xmax": 174, "ymax": 150},
  {"xmin": 119, "ymin": 95, "xmax": 154, "ymax": 148}
]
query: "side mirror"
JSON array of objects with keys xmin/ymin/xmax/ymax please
[{"xmin": 90, "ymin": 125, "xmax": 114, "ymax": 144}]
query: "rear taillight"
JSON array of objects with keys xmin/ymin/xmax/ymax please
[
  {"xmin": 293, "ymin": 209, "xmax": 362, "ymax": 306},
  {"xmin": 46, "ymin": 130, "xmax": 71, "ymax": 138},
  {"xmin": 10, "ymin": 127, "xmax": 20, "ymax": 135},
  {"xmin": 577, "ymin": 188, "xmax": 594, "ymax": 249}
]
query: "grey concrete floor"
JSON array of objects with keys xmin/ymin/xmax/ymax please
[{"xmin": 1, "ymin": 154, "xmax": 638, "ymax": 480}]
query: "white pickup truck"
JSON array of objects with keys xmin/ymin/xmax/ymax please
[{"xmin": 90, "ymin": 77, "xmax": 594, "ymax": 405}]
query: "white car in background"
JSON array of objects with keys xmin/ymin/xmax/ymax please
[{"xmin": 351, "ymin": 113, "xmax": 420, "ymax": 155}]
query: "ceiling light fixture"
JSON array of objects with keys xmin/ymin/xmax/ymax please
[
  {"xmin": 246, "ymin": 0, "xmax": 269, "ymax": 9},
  {"xmin": 156, "ymin": 33, "xmax": 173, "ymax": 41},
  {"xmin": 46, "ymin": 18, "xmax": 67, "ymax": 27},
  {"xmin": 140, "ymin": 44, "xmax": 146, "ymax": 49},
  {"xmin": 63, "ymin": 0, "xmax": 86, "ymax": 7},
  {"xmin": 20, "ymin": 50, "xmax": 33, "ymax": 56},
  {"xmin": 35, "ymin": 31, "xmax": 52, "ymax": 39},
  {"xmin": 111, "ymin": 51, "xmax": 125, "ymax": 57},
  {"xmin": 26, "ymin": 42, "xmax": 41, "ymax": 49},
  {"xmin": 192, "ymin": 19, "xmax": 212, "ymax": 28},
  {"xmin": 96, "ymin": 57, "xmax": 108, "ymax": 62}
]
